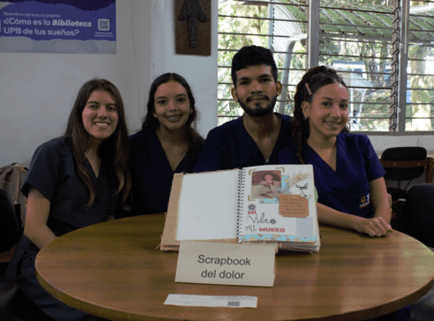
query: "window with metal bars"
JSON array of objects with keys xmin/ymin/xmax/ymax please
[
  {"xmin": 217, "ymin": 0, "xmax": 434, "ymax": 133},
  {"xmin": 405, "ymin": 0, "xmax": 434, "ymax": 132},
  {"xmin": 218, "ymin": 0, "xmax": 308, "ymax": 125}
]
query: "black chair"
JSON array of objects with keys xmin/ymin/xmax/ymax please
[
  {"xmin": 0, "ymin": 287, "xmax": 54, "ymax": 321},
  {"xmin": 380, "ymin": 146, "xmax": 432, "ymax": 229},
  {"xmin": 0, "ymin": 189, "xmax": 20, "ymax": 253},
  {"xmin": 0, "ymin": 189, "xmax": 53, "ymax": 321},
  {"xmin": 399, "ymin": 184, "xmax": 434, "ymax": 321},
  {"xmin": 400, "ymin": 183, "xmax": 434, "ymax": 248}
]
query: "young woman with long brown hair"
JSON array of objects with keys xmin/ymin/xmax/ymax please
[
  {"xmin": 127, "ymin": 72, "xmax": 203, "ymax": 215},
  {"xmin": 6, "ymin": 78, "xmax": 131, "ymax": 321}
]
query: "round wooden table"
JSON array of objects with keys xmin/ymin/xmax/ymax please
[{"xmin": 35, "ymin": 214, "xmax": 434, "ymax": 321}]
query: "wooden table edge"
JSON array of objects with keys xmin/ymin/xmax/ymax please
[
  {"xmin": 33, "ymin": 270, "xmax": 434, "ymax": 321},
  {"xmin": 35, "ymin": 215, "xmax": 434, "ymax": 321}
]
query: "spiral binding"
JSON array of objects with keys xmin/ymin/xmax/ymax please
[{"xmin": 236, "ymin": 168, "xmax": 246, "ymax": 242}]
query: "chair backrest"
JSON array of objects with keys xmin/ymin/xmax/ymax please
[
  {"xmin": 401, "ymin": 183, "xmax": 434, "ymax": 248},
  {"xmin": 0, "ymin": 189, "xmax": 21, "ymax": 253},
  {"xmin": 0, "ymin": 163, "xmax": 28, "ymax": 228},
  {"xmin": 381, "ymin": 146, "xmax": 427, "ymax": 181}
]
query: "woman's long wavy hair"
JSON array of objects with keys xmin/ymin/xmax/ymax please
[
  {"xmin": 140, "ymin": 73, "xmax": 202, "ymax": 170},
  {"xmin": 64, "ymin": 78, "xmax": 131, "ymax": 208},
  {"xmin": 293, "ymin": 66, "xmax": 349, "ymax": 164}
]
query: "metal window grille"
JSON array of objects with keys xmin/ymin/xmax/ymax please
[
  {"xmin": 317, "ymin": 1, "xmax": 396, "ymax": 132},
  {"xmin": 404, "ymin": 0, "xmax": 434, "ymax": 132},
  {"xmin": 218, "ymin": 0, "xmax": 434, "ymax": 132},
  {"xmin": 218, "ymin": 0, "xmax": 308, "ymax": 125}
]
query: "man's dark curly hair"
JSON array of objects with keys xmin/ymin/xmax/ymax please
[{"xmin": 231, "ymin": 45, "xmax": 278, "ymax": 87}]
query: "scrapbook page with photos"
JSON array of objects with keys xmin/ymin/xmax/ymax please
[
  {"xmin": 160, "ymin": 165, "xmax": 320, "ymax": 252},
  {"xmin": 237, "ymin": 164, "xmax": 320, "ymax": 252}
]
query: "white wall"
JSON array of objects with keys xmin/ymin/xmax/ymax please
[
  {"xmin": 150, "ymin": 0, "xmax": 218, "ymax": 137},
  {"xmin": 0, "ymin": 0, "xmax": 217, "ymax": 166},
  {"xmin": 0, "ymin": 0, "xmax": 431, "ymax": 168},
  {"xmin": 369, "ymin": 135, "xmax": 433, "ymax": 156},
  {"xmin": 0, "ymin": 1, "xmax": 151, "ymax": 166}
]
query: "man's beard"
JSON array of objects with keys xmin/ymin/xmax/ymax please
[{"xmin": 238, "ymin": 94, "xmax": 277, "ymax": 117}]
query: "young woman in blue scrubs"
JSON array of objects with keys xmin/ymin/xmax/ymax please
[
  {"xmin": 127, "ymin": 73, "xmax": 204, "ymax": 215},
  {"xmin": 6, "ymin": 79, "xmax": 131, "ymax": 321},
  {"xmin": 279, "ymin": 66, "xmax": 409, "ymax": 321},
  {"xmin": 279, "ymin": 66, "xmax": 392, "ymax": 236}
]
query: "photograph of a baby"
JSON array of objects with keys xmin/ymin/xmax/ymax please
[{"xmin": 251, "ymin": 170, "xmax": 282, "ymax": 200}]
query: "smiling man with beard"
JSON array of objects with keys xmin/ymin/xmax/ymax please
[{"xmin": 194, "ymin": 45, "xmax": 293, "ymax": 172}]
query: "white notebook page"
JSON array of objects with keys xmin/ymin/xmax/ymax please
[{"xmin": 176, "ymin": 170, "xmax": 239, "ymax": 241}]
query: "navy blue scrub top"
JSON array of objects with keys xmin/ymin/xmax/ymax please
[
  {"xmin": 128, "ymin": 130, "xmax": 204, "ymax": 215},
  {"xmin": 5, "ymin": 136, "xmax": 118, "ymax": 282},
  {"xmin": 21, "ymin": 137, "xmax": 118, "ymax": 234},
  {"xmin": 193, "ymin": 113, "xmax": 293, "ymax": 172},
  {"xmin": 278, "ymin": 133, "xmax": 385, "ymax": 218}
]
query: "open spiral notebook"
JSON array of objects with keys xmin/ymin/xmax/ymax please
[{"xmin": 160, "ymin": 164, "xmax": 320, "ymax": 253}]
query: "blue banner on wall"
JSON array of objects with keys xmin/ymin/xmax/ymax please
[{"xmin": 0, "ymin": 0, "xmax": 116, "ymax": 54}]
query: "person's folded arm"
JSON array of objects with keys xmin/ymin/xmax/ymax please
[
  {"xmin": 23, "ymin": 187, "xmax": 57, "ymax": 249},
  {"xmin": 370, "ymin": 177, "xmax": 392, "ymax": 223},
  {"xmin": 317, "ymin": 192, "xmax": 392, "ymax": 238}
]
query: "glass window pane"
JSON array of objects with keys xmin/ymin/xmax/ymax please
[
  {"xmin": 218, "ymin": 0, "xmax": 308, "ymax": 124},
  {"xmin": 319, "ymin": 0, "xmax": 395, "ymax": 132},
  {"xmin": 405, "ymin": 1, "xmax": 434, "ymax": 131},
  {"xmin": 218, "ymin": 0, "xmax": 434, "ymax": 132}
]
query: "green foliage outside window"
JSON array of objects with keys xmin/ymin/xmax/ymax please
[{"xmin": 218, "ymin": 0, "xmax": 434, "ymax": 132}]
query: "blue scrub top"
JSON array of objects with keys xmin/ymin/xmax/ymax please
[
  {"xmin": 278, "ymin": 133, "xmax": 385, "ymax": 218},
  {"xmin": 194, "ymin": 113, "xmax": 293, "ymax": 172},
  {"xmin": 128, "ymin": 130, "xmax": 204, "ymax": 215},
  {"xmin": 6, "ymin": 136, "xmax": 118, "ymax": 283},
  {"xmin": 22, "ymin": 137, "xmax": 117, "ymax": 233}
]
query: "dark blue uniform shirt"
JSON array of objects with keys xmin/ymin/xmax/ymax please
[
  {"xmin": 194, "ymin": 113, "xmax": 293, "ymax": 172},
  {"xmin": 6, "ymin": 137, "xmax": 118, "ymax": 282},
  {"xmin": 128, "ymin": 130, "xmax": 204, "ymax": 215},
  {"xmin": 278, "ymin": 133, "xmax": 385, "ymax": 218}
]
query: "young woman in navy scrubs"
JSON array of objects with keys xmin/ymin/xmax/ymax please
[
  {"xmin": 127, "ymin": 73, "xmax": 203, "ymax": 215},
  {"xmin": 279, "ymin": 66, "xmax": 393, "ymax": 236},
  {"xmin": 279, "ymin": 66, "xmax": 409, "ymax": 320},
  {"xmin": 6, "ymin": 79, "xmax": 131, "ymax": 321}
]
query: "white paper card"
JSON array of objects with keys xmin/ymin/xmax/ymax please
[
  {"xmin": 175, "ymin": 241, "xmax": 276, "ymax": 287},
  {"xmin": 164, "ymin": 294, "xmax": 258, "ymax": 308}
]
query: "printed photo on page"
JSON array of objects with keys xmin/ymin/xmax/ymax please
[{"xmin": 237, "ymin": 164, "xmax": 318, "ymax": 247}]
